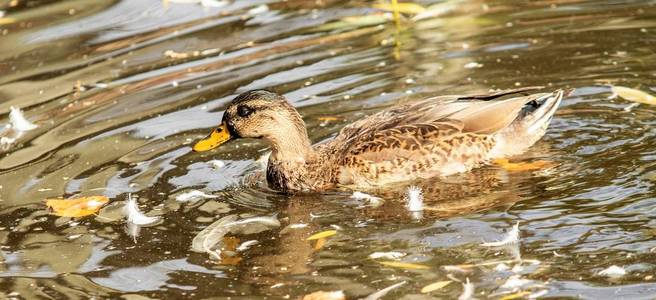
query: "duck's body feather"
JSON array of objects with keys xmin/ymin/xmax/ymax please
[{"xmin": 270, "ymin": 87, "xmax": 562, "ymax": 191}]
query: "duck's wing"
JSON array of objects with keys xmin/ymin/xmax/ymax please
[
  {"xmin": 335, "ymin": 87, "xmax": 543, "ymax": 143},
  {"xmin": 335, "ymin": 88, "xmax": 552, "ymax": 164}
]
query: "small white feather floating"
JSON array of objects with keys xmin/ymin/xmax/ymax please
[
  {"xmin": 405, "ymin": 186, "xmax": 423, "ymax": 212},
  {"xmin": 598, "ymin": 265, "xmax": 626, "ymax": 278},
  {"xmin": 124, "ymin": 194, "xmax": 159, "ymax": 225},
  {"xmin": 481, "ymin": 222, "xmax": 520, "ymax": 247},
  {"xmin": 236, "ymin": 240, "xmax": 259, "ymax": 252},
  {"xmin": 208, "ymin": 160, "xmax": 225, "ymax": 169},
  {"xmin": 500, "ymin": 275, "xmax": 533, "ymax": 289},
  {"xmin": 363, "ymin": 281, "xmax": 406, "ymax": 300},
  {"xmin": 176, "ymin": 190, "xmax": 219, "ymax": 202},
  {"xmin": 191, "ymin": 214, "xmax": 280, "ymax": 260},
  {"xmin": 351, "ymin": 191, "xmax": 383, "ymax": 207},
  {"xmin": 126, "ymin": 222, "xmax": 140, "ymax": 243},
  {"xmin": 9, "ymin": 106, "xmax": 37, "ymax": 131},
  {"xmin": 458, "ymin": 278, "xmax": 475, "ymax": 300},
  {"xmin": 369, "ymin": 252, "xmax": 406, "ymax": 260},
  {"xmin": 200, "ymin": 0, "xmax": 229, "ymax": 8}
]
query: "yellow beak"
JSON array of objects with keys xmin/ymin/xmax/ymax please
[{"xmin": 193, "ymin": 122, "xmax": 232, "ymax": 152}]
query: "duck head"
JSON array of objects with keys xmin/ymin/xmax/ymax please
[{"xmin": 193, "ymin": 90, "xmax": 312, "ymax": 160}]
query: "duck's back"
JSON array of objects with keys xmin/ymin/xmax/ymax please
[{"xmin": 322, "ymin": 87, "xmax": 564, "ymax": 188}]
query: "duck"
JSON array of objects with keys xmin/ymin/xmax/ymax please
[{"xmin": 193, "ymin": 87, "xmax": 564, "ymax": 193}]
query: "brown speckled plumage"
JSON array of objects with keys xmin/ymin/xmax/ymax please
[{"xmin": 207, "ymin": 88, "xmax": 564, "ymax": 193}]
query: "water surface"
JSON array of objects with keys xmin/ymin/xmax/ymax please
[{"xmin": 1, "ymin": 0, "xmax": 656, "ymax": 299}]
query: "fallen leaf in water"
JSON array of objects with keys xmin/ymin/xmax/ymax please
[
  {"xmin": 307, "ymin": 230, "xmax": 337, "ymax": 240},
  {"xmin": 0, "ymin": 17, "xmax": 15, "ymax": 25},
  {"xmin": 46, "ymin": 196, "xmax": 109, "ymax": 217},
  {"xmin": 302, "ymin": 290, "xmax": 345, "ymax": 300},
  {"xmin": 314, "ymin": 237, "xmax": 327, "ymax": 250},
  {"xmin": 421, "ymin": 281, "xmax": 452, "ymax": 293},
  {"xmin": 494, "ymin": 158, "xmax": 555, "ymax": 171},
  {"xmin": 374, "ymin": 2, "xmax": 426, "ymax": 14},
  {"xmin": 379, "ymin": 261, "xmax": 429, "ymax": 270},
  {"xmin": 318, "ymin": 116, "xmax": 339, "ymax": 121},
  {"xmin": 220, "ymin": 236, "xmax": 242, "ymax": 265},
  {"xmin": 500, "ymin": 291, "xmax": 531, "ymax": 300},
  {"xmin": 611, "ymin": 86, "xmax": 656, "ymax": 105}
]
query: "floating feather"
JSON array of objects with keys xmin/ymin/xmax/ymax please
[
  {"xmin": 200, "ymin": 0, "xmax": 229, "ymax": 8},
  {"xmin": 611, "ymin": 86, "xmax": 656, "ymax": 105},
  {"xmin": 379, "ymin": 261, "xmax": 429, "ymax": 270},
  {"xmin": 126, "ymin": 222, "xmax": 140, "ymax": 243},
  {"xmin": 9, "ymin": 106, "xmax": 37, "ymax": 131},
  {"xmin": 369, "ymin": 251, "xmax": 406, "ymax": 260},
  {"xmin": 598, "ymin": 265, "xmax": 626, "ymax": 277},
  {"xmin": 351, "ymin": 191, "xmax": 383, "ymax": 207},
  {"xmin": 208, "ymin": 160, "xmax": 225, "ymax": 169},
  {"xmin": 458, "ymin": 278, "xmax": 475, "ymax": 300},
  {"xmin": 500, "ymin": 275, "xmax": 533, "ymax": 289},
  {"xmin": 363, "ymin": 281, "xmax": 407, "ymax": 300},
  {"xmin": 124, "ymin": 194, "xmax": 159, "ymax": 225},
  {"xmin": 191, "ymin": 214, "xmax": 279, "ymax": 259},
  {"xmin": 405, "ymin": 186, "xmax": 423, "ymax": 212},
  {"xmin": 236, "ymin": 240, "xmax": 259, "ymax": 252},
  {"xmin": 481, "ymin": 222, "xmax": 520, "ymax": 247},
  {"xmin": 176, "ymin": 190, "xmax": 219, "ymax": 202}
]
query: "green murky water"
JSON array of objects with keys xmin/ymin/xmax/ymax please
[{"xmin": 1, "ymin": 0, "xmax": 656, "ymax": 299}]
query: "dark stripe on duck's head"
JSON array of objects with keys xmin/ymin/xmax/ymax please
[{"xmin": 232, "ymin": 90, "xmax": 284, "ymax": 104}]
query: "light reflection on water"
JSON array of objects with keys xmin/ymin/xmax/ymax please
[{"xmin": 1, "ymin": 0, "xmax": 656, "ymax": 298}]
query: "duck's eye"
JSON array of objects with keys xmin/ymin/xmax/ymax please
[{"xmin": 237, "ymin": 106, "xmax": 254, "ymax": 118}]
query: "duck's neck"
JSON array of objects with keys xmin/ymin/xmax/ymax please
[
  {"xmin": 266, "ymin": 115, "xmax": 315, "ymax": 164},
  {"xmin": 265, "ymin": 114, "xmax": 317, "ymax": 192}
]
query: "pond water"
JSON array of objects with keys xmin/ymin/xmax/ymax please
[{"xmin": 1, "ymin": 0, "xmax": 656, "ymax": 299}]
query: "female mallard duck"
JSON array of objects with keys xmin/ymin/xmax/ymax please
[{"xmin": 194, "ymin": 87, "xmax": 563, "ymax": 192}]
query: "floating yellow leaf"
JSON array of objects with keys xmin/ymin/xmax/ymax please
[
  {"xmin": 314, "ymin": 237, "xmax": 327, "ymax": 250},
  {"xmin": 374, "ymin": 2, "xmax": 426, "ymax": 14},
  {"xmin": 494, "ymin": 158, "xmax": 555, "ymax": 171},
  {"xmin": 421, "ymin": 280, "xmax": 452, "ymax": 293},
  {"xmin": 45, "ymin": 196, "xmax": 109, "ymax": 217},
  {"xmin": 0, "ymin": 18, "xmax": 16, "ymax": 25},
  {"xmin": 379, "ymin": 261, "xmax": 430, "ymax": 269},
  {"xmin": 318, "ymin": 116, "xmax": 339, "ymax": 121},
  {"xmin": 500, "ymin": 291, "xmax": 531, "ymax": 300},
  {"xmin": 219, "ymin": 236, "xmax": 242, "ymax": 265},
  {"xmin": 612, "ymin": 86, "xmax": 656, "ymax": 105},
  {"xmin": 307, "ymin": 230, "xmax": 337, "ymax": 240}
]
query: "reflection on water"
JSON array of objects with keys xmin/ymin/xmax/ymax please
[{"xmin": 1, "ymin": 0, "xmax": 656, "ymax": 298}]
